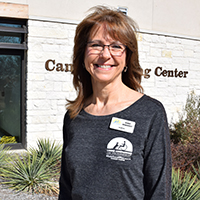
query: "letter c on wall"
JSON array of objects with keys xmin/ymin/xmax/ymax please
[
  {"xmin": 155, "ymin": 66, "xmax": 162, "ymax": 76},
  {"xmin": 45, "ymin": 59, "xmax": 55, "ymax": 71}
]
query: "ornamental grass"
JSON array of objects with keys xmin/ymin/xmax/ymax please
[
  {"xmin": 0, "ymin": 143, "xmax": 10, "ymax": 175},
  {"xmin": 1, "ymin": 151, "xmax": 59, "ymax": 195},
  {"xmin": 0, "ymin": 138, "xmax": 62, "ymax": 195},
  {"xmin": 172, "ymin": 168, "xmax": 200, "ymax": 200}
]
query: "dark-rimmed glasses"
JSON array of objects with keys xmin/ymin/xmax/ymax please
[{"xmin": 87, "ymin": 41, "xmax": 126, "ymax": 57}]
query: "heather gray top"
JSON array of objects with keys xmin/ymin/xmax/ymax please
[{"xmin": 59, "ymin": 95, "xmax": 172, "ymax": 200}]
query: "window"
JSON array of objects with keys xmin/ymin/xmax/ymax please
[{"xmin": 0, "ymin": 18, "xmax": 27, "ymax": 149}]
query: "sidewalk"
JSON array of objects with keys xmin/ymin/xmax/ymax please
[{"xmin": 0, "ymin": 184, "xmax": 58, "ymax": 200}]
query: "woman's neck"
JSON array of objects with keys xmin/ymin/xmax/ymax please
[
  {"xmin": 91, "ymin": 79, "xmax": 126, "ymax": 105},
  {"xmin": 84, "ymin": 79, "xmax": 141, "ymax": 116}
]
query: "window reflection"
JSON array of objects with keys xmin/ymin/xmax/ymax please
[
  {"xmin": 0, "ymin": 19, "xmax": 27, "ymax": 146},
  {"xmin": 0, "ymin": 23, "xmax": 21, "ymax": 28},
  {"xmin": 0, "ymin": 55, "xmax": 21, "ymax": 143},
  {"xmin": 0, "ymin": 32, "xmax": 22, "ymax": 43}
]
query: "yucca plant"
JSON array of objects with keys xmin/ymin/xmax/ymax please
[
  {"xmin": 0, "ymin": 143, "xmax": 10, "ymax": 175},
  {"xmin": 29, "ymin": 138, "xmax": 62, "ymax": 175},
  {"xmin": 1, "ymin": 151, "xmax": 59, "ymax": 195},
  {"xmin": 172, "ymin": 167, "xmax": 200, "ymax": 200}
]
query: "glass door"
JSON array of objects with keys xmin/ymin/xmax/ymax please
[
  {"xmin": 0, "ymin": 18, "xmax": 27, "ymax": 147},
  {"xmin": 0, "ymin": 54, "xmax": 21, "ymax": 143}
]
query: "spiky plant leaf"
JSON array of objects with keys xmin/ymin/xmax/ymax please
[
  {"xmin": 172, "ymin": 168, "xmax": 200, "ymax": 200},
  {"xmin": 0, "ymin": 144, "xmax": 11, "ymax": 174},
  {"xmin": 1, "ymin": 151, "xmax": 58, "ymax": 194},
  {"xmin": 29, "ymin": 138, "xmax": 62, "ymax": 163},
  {"xmin": 192, "ymin": 162, "xmax": 200, "ymax": 180},
  {"xmin": 29, "ymin": 138, "xmax": 62, "ymax": 175}
]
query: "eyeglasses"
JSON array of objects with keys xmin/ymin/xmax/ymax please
[{"xmin": 87, "ymin": 41, "xmax": 126, "ymax": 57}]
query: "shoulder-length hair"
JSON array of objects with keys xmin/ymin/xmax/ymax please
[{"xmin": 67, "ymin": 6, "xmax": 143, "ymax": 119}]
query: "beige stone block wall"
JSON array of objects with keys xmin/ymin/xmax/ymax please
[
  {"xmin": 140, "ymin": 33, "xmax": 200, "ymax": 122},
  {"xmin": 27, "ymin": 19, "xmax": 76, "ymax": 148}
]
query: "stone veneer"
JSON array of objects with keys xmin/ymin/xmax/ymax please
[
  {"xmin": 138, "ymin": 33, "xmax": 200, "ymax": 122},
  {"xmin": 27, "ymin": 19, "xmax": 200, "ymax": 148}
]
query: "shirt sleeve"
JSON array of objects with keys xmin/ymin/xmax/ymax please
[
  {"xmin": 143, "ymin": 107, "xmax": 172, "ymax": 200},
  {"xmin": 58, "ymin": 112, "xmax": 72, "ymax": 200}
]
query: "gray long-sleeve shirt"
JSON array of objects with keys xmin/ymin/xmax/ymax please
[{"xmin": 59, "ymin": 95, "xmax": 172, "ymax": 200}]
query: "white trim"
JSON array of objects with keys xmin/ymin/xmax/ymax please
[
  {"xmin": 28, "ymin": 15, "xmax": 200, "ymax": 42},
  {"xmin": 139, "ymin": 29, "xmax": 200, "ymax": 41},
  {"xmin": 29, "ymin": 15, "xmax": 80, "ymax": 25}
]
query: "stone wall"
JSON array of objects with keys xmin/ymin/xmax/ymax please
[
  {"xmin": 27, "ymin": 20, "xmax": 76, "ymax": 148},
  {"xmin": 139, "ymin": 33, "xmax": 200, "ymax": 122},
  {"xmin": 26, "ymin": 19, "xmax": 200, "ymax": 148}
]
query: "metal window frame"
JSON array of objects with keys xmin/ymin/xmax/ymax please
[
  {"xmin": 0, "ymin": 25, "xmax": 27, "ymax": 34},
  {"xmin": 0, "ymin": 18, "xmax": 27, "ymax": 150},
  {"xmin": 0, "ymin": 42, "xmax": 28, "ymax": 50}
]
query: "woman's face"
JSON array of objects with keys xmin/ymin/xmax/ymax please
[{"xmin": 84, "ymin": 25, "xmax": 126, "ymax": 85}]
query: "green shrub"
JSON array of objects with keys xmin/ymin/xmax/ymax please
[
  {"xmin": 172, "ymin": 167, "xmax": 200, "ymax": 200},
  {"xmin": 29, "ymin": 138, "xmax": 62, "ymax": 175},
  {"xmin": 170, "ymin": 91, "xmax": 200, "ymax": 171},
  {"xmin": 170, "ymin": 91, "xmax": 200, "ymax": 144},
  {"xmin": 0, "ymin": 143, "xmax": 10, "ymax": 175},
  {"xmin": 0, "ymin": 139, "xmax": 62, "ymax": 195},
  {"xmin": 1, "ymin": 151, "xmax": 59, "ymax": 195}
]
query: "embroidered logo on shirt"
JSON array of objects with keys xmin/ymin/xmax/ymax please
[{"xmin": 106, "ymin": 137, "xmax": 133, "ymax": 161}]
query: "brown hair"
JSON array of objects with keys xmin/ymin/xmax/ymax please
[{"xmin": 67, "ymin": 6, "xmax": 143, "ymax": 119}]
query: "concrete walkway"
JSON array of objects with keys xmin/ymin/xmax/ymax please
[{"xmin": 0, "ymin": 184, "xmax": 58, "ymax": 200}]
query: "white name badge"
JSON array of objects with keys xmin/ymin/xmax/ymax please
[{"xmin": 109, "ymin": 117, "xmax": 136, "ymax": 133}]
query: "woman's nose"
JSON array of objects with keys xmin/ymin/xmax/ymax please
[{"xmin": 100, "ymin": 46, "xmax": 112, "ymax": 59}]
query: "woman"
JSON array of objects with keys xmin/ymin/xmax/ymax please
[{"xmin": 59, "ymin": 6, "xmax": 172, "ymax": 200}]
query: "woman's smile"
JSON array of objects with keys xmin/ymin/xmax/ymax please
[
  {"xmin": 84, "ymin": 25, "xmax": 126, "ymax": 83},
  {"xmin": 94, "ymin": 64, "xmax": 114, "ymax": 70}
]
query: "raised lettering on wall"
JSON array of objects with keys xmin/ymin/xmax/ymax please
[
  {"xmin": 144, "ymin": 66, "xmax": 188, "ymax": 79},
  {"xmin": 45, "ymin": 59, "xmax": 72, "ymax": 72}
]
